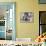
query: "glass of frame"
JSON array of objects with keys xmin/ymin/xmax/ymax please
[
  {"xmin": 39, "ymin": 0, "xmax": 46, "ymax": 4},
  {"xmin": 0, "ymin": 2, "xmax": 16, "ymax": 40}
]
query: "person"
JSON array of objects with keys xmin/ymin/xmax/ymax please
[
  {"xmin": 35, "ymin": 34, "xmax": 44, "ymax": 42},
  {"xmin": 43, "ymin": 34, "xmax": 46, "ymax": 38},
  {"xmin": 23, "ymin": 13, "xmax": 29, "ymax": 21},
  {"xmin": 42, "ymin": 39, "xmax": 46, "ymax": 46}
]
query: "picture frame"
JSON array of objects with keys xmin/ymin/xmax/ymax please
[
  {"xmin": 0, "ymin": 2, "xmax": 16, "ymax": 40},
  {"xmin": 20, "ymin": 12, "xmax": 34, "ymax": 23},
  {"xmin": 39, "ymin": 0, "xmax": 46, "ymax": 4}
]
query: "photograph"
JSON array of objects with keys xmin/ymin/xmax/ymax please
[
  {"xmin": 39, "ymin": 0, "xmax": 46, "ymax": 4},
  {"xmin": 20, "ymin": 12, "xmax": 33, "ymax": 23}
]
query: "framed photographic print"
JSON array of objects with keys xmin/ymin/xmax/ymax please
[
  {"xmin": 20, "ymin": 12, "xmax": 33, "ymax": 23},
  {"xmin": 39, "ymin": 0, "xmax": 46, "ymax": 4}
]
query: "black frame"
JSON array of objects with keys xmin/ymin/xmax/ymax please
[
  {"xmin": 39, "ymin": 11, "xmax": 46, "ymax": 35},
  {"xmin": 39, "ymin": 11, "xmax": 40, "ymax": 36}
]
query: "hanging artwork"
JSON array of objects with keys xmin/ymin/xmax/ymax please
[
  {"xmin": 20, "ymin": 12, "xmax": 34, "ymax": 23},
  {"xmin": 0, "ymin": 2, "xmax": 16, "ymax": 40},
  {"xmin": 39, "ymin": 0, "xmax": 46, "ymax": 4}
]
